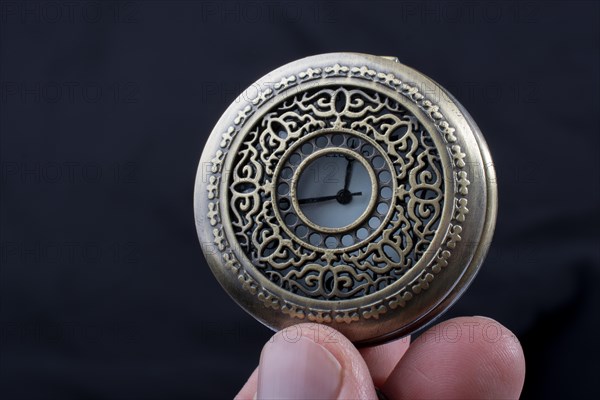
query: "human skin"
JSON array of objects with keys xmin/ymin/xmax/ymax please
[{"xmin": 235, "ymin": 316, "xmax": 526, "ymax": 400}]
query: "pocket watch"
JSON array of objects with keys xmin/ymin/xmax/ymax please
[{"xmin": 194, "ymin": 53, "xmax": 497, "ymax": 345}]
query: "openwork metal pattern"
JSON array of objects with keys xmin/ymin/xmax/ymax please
[
  {"xmin": 228, "ymin": 86, "xmax": 444, "ymax": 300},
  {"xmin": 196, "ymin": 54, "xmax": 496, "ymax": 343},
  {"xmin": 203, "ymin": 62, "xmax": 469, "ymax": 320}
]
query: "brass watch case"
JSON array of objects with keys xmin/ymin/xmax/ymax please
[{"xmin": 194, "ymin": 53, "xmax": 497, "ymax": 345}]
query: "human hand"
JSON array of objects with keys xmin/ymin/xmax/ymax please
[{"xmin": 235, "ymin": 316, "xmax": 525, "ymax": 399}]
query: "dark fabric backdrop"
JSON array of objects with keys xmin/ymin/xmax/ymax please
[{"xmin": 1, "ymin": 1, "xmax": 598, "ymax": 399}]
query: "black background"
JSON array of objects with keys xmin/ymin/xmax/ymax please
[{"xmin": 1, "ymin": 1, "xmax": 598, "ymax": 399}]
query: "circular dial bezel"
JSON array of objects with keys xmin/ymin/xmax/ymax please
[
  {"xmin": 292, "ymin": 147, "xmax": 377, "ymax": 234},
  {"xmin": 273, "ymin": 129, "xmax": 395, "ymax": 251}
]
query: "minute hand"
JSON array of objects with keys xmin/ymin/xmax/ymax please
[
  {"xmin": 344, "ymin": 158, "xmax": 354, "ymax": 191},
  {"xmin": 297, "ymin": 192, "xmax": 362, "ymax": 205}
]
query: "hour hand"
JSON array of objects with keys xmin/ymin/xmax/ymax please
[{"xmin": 298, "ymin": 191, "xmax": 362, "ymax": 205}]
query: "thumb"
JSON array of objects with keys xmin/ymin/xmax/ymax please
[{"xmin": 236, "ymin": 323, "xmax": 377, "ymax": 400}]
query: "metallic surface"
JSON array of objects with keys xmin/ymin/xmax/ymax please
[
  {"xmin": 194, "ymin": 53, "xmax": 497, "ymax": 345},
  {"xmin": 289, "ymin": 147, "xmax": 378, "ymax": 234}
]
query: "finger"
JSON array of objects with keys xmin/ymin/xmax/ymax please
[
  {"xmin": 234, "ymin": 367, "xmax": 258, "ymax": 400},
  {"xmin": 382, "ymin": 316, "xmax": 526, "ymax": 400},
  {"xmin": 359, "ymin": 335, "xmax": 411, "ymax": 387},
  {"xmin": 236, "ymin": 323, "xmax": 378, "ymax": 400}
]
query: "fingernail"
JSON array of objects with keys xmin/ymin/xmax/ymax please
[{"xmin": 257, "ymin": 335, "xmax": 342, "ymax": 400}]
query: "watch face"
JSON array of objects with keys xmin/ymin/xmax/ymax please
[
  {"xmin": 294, "ymin": 147, "xmax": 373, "ymax": 232},
  {"xmin": 195, "ymin": 53, "xmax": 497, "ymax": 344}
]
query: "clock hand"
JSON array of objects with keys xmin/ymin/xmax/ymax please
[
  {"xmin": 343, "ymin": 157, "xmax": 354, "ymax": 191},
  {"xmin": 298, "ymin": 191, "xmax": 362, "ymax": 205}
]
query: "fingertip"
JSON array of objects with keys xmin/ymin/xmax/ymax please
[
  {"xmin": 470, "ymin": 317, "xmax": 526, "ymax": 398},
  {"xmin": 253, "ymin": 324, "xmax": 377, "ymax": 400},
  {"xmin": 383, "ymin": 316, "xmax": 525, "ymax": 400},
  {"xmin": 359, "ymin": 335, "xmax": 411, "ymax": 387}
]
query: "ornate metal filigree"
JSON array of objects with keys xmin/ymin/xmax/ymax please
[
  {"xmin": 228, "ymin": 86, "xmax": 444, "ymax": 300},
  {"xmin": 204, "ymin": 62, "xmax": 470, "ymax": 317},
  {"xmin": 195, "ymin": 54, "xmax": 497, "ymax": 345}
]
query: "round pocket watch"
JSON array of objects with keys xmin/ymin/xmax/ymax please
[{"xmin": 194, "ymin": 53, "xmax": 497, "ymax": 345}]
